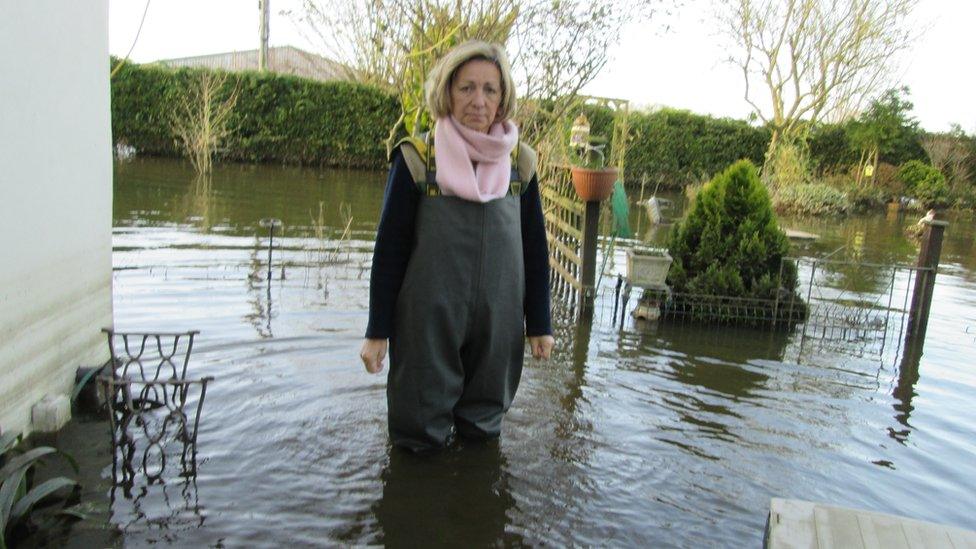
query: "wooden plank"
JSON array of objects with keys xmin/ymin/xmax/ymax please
[
  {"xmin": 545, "ymin": 214, "xmax": 583, "ymax": 241},
  {"xmin": 855, "ymin": 513, "xmax": 882, "ymax": 549},
  {"xmin": 784, "ymin": 228, "xmax": 820, "ymax": 241},
  {"xmin": 540, "ymin": 183, "xmax": 575, "ymax": 206},
  {"xmin": 767, "ymin": 498, "xmax": 818, "ymax": 549},
  {"xmin": 822, "ymin": 507, "xmax": 863, "ymax": 549},
  {"xmin": 546, "ymin": 231, "xmax": 581, "ymax": 266},
  {"xmin": 549, "ymin": 257, "xmax": 581, "ymax": 290},
  {"xmin": 550, "ymin": 257, "xmax": 580, "ymax": 289},
  {"xmin": 767, "ymin": 499, "xmax": 976, "ymax": 549},
  {"xmin": 918, "ymin": 524, "xmax": 955, "ymax": 549},
  {"xmin": 872, "ymin": 514, "xmax": 911, "ymax": 548},
  {"xmin": 541, "ymin": 185, "xmax": 584, "ymax": 215},
  {"xmin": 814, "ymin": 506, "xmax": 837, "ymax": 549},
  {"xmin": 901, "ymin": 521, "xmax": 926, "ymax": 549},
  {"xmin": 945, "ymin": 527, "xmax": 976, "ymax": 548}
]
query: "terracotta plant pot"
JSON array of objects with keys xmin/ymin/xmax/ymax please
[{"xmin": 571, "ymin": 166, "xmax": 618, "ymax": 202}]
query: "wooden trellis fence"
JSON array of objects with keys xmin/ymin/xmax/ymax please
[
  {"xmin": 539, "ymin": 95, "xmax": 630, "ymax": 320},
  {"xmin": 541, "ymin": 166, "xmax": 586, "ymax": 316}
]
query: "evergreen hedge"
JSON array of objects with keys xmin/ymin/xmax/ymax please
[
  {"xmin": 111, "ymin": 60, "xmax": 929, "ymax": 184},
  {"xmin": 626, "ymin": 108, "xmax": 770, "ymax": 188},
  {"xmin": 111, "ymin": 63, "xmax": 773, "ymax": 179},
  {"xmin": 111, "ymin": 60, "xmax": 400, "ymax": 169},
  {"xmin": 808, "ymin": 124, "xmax": 859, "ymax": 175}
]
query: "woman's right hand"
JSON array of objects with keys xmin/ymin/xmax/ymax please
[{"xmin": 360, "ymin": 338, "xmax": 388, "ymax": 374}]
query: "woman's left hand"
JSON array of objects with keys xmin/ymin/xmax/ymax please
[{"xmin": 528, "ymin": 335, "xmax": 555, "ymax": 360}]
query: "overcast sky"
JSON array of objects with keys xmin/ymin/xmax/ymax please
[{"xmin": 109, "ymin": 0, "xmax": 974, "ymax": 133}]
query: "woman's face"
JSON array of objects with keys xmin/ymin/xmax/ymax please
[{"xmin": 450, "ymin": 59, "xmax": 502, "ymax": 133}]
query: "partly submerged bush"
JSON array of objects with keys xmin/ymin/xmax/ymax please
[
  {"xmin": 667, "ymin": 160, "xmax": 806, "ymax": 324},
  {"xmin": 763, "ymin": 140, "xmax": 812, "ymax": 188},
  {"xmin": 898, "ymin": 160, "xmax": 950, "ymax": 206},
  {"xmin": 773, "ymin": 183, "xmax": 852, "ymax": 215},
  {"xmin": 818, "ymin": 173, "xmax": 886, "ymax": 212}
]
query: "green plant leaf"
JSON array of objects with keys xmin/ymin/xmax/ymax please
[
  {"xmin": 0, "ymin": 448, "xmax": 55, "ymax": 481},
  {"xmin": 0, "ymin": 465, "xmax": 29, "ymax": 533},
  {"xmin": 8, "ymin": 478, "xmax": 77, "ymax": 525},
  {"xmin": 0, "ymin": 433, "xmax": 19, "ymax": 456},
  {"xmin": 58, "ymin": 507, "xmax": 88, "ymax": 521},
  {"xmin": 71, "ymin": 364, "xmax": 106, "ymax": 402},
  {"xmin": 56, "ymin": 450, "xmax": 79, "ymax": 476}
]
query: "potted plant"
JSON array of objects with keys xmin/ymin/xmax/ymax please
[{"xmin": 568, "ymin": 114, "xmax": 618, "ymax": 202}]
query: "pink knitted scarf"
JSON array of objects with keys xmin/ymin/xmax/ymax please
[{"xmin": 433, "ymin": 116, "xmax": 519, "ymax": 203}]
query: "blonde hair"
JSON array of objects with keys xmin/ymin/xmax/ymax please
[{"xmin": 424, "ymin": 40, "xmax": 517, "ymax": 122}]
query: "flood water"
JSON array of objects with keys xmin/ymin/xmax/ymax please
[{"xmin": 57, "ymin": 157, "xmax": 976, "ymax": 547}]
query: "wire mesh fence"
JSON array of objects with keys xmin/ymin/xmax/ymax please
[{"xmin": 552, "ymin": 251, "xmax": 931, "ymax": 366}]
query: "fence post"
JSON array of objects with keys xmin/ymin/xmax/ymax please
[
  {"xmin": 906, "ymin": 219, "xmax": 949, "ymax": 347},
  {"xmin": 578, "ymin": 200, "xmax": 601, "ymax": 314}
]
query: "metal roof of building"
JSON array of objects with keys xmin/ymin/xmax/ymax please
[{"xmin": 153, "ymin": 45, "xmax": 349, "ymax": 82}]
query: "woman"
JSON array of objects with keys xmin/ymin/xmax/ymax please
[{"xmin": 360, "ymin": 40, "xmax": 555, "ymax": 452}]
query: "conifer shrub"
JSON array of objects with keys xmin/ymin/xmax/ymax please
[{"xmin": 666, "ymin": 160, "xmax": 807, "ymax": 325}]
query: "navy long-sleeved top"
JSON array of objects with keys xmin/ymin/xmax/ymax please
[{"xmin": 365, "ymin": 149, "xmax": 553, "ymax": 339}]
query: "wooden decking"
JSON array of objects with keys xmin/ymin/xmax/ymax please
[
  {"xmin": 766, "ymin": 498, "xmax": 976, "ymax": 549},
  {"xmin": 783, "ymin": 228, "xmax": 820, "ymax": 241}
]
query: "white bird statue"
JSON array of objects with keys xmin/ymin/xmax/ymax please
[
  {"xmin": 906, "ymin": 209, "xmax": 936, "ymax": 241},
  {"xmin": 917, "ymin": 209, "xmax": 936, "ymax": 226}
]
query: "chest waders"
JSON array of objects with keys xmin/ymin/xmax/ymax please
[{"xmin": 387, "ymin": 135, "xmax": 535, "ymax": 452}]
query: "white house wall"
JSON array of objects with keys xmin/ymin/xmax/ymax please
[{"xmin": 0, "ymin": 0, "xmax": 113, "ymax": 435}]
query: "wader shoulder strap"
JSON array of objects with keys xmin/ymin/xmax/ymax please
[
  {"xmin": 391, "ymin": 136, "xmax": 428, "ymax": 191},
  {"xmin": 514, "ymin": 142, "xmax": 538, "ymax": 193}
]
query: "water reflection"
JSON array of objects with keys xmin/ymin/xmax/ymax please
[
  {"xmin": 245, "ymin": 240, "xmax": 276, "ymax": 338},
  {"xmin": 890, "ymin": 334, "xmax": 924, "ymax": 444},
  {"xmin": 561, "ymin": 316, "xmax": 593, "ymax": 427},
  {"xmin": 181, "ymin": 174, "xmax": 216, "ymax": 231},
  {"xmin": 113, "ymin": 157, "xmax": 387, "ymax": 236},
  {"xmin": 110, "ymin": 471, "xmax": 205, "ymax": 540},
  {"xmin": 622, "ymin": 323, "xmax": 785, "ymax": 398},
  {"xmin": 374, "ymin": 441, "xmax": 520, "ymax": 547},
  {"xmin": 615, "ymin": 324, "xmax": 786, "ymax": 461},
  {"xmin": 99, "ymin": 331, "xmax": 213, "ymax": 540}
]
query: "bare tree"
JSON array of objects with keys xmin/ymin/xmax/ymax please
[
  {"xmin": 717, "ymin": 0, "xmax": 918, "ymax": 177},
  {"xmin": 922, "ymin": 127, "xmax": 972, "ymax": 189},
  {"xmin": 171, "ymin": 72, "xmax": 240, "ymax": 175},
  {"xmin": 395, "ymin": 1, "xmax": 520, "ymax": 139},
  {"xmin": 286, "ymin": 0, "xmax": 669, "ymax": 146},
  {"xmin": 288, "ymin": 0, "xmax": 405, "ymax": 87}
]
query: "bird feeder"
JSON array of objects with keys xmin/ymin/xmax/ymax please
[{"xmin": 570, "ymin": 113, "xmax": 590, "ymax": 153}]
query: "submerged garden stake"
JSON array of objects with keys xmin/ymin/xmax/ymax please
[{"xmin": 259, "ymin": 218, "xmax": 283, "ymax": 281}]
